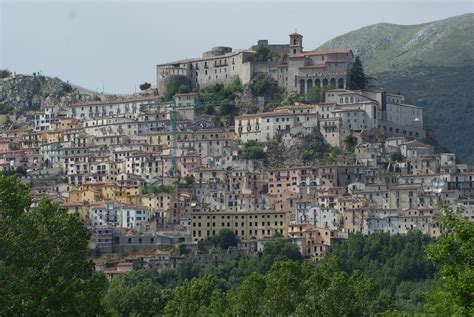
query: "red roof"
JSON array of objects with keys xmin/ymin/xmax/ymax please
[
  {"xmin": 293, "ymin": 48, "xmax": 352, "ymax": 58},
  {"xmin": 289, "ymin": 32, "xmax": 303, "ymax": 37}
]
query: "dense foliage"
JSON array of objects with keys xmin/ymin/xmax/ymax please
[
  {"xmin": 390, "ymin": 151, "xmax": 404, "ymax": 162},
  {"xmin": 253, "ymin": 45, "xmax": 273, "ymax": 62},
  {"xmin": 281, "ymin": 89, "xmax": 305, "ymax": 105},
  {"xmin": 139, "ymin": 82, "xmax": 151, "ymax": 91},
  {"xmin": 163, "ymin": 75, "xmax": 192, "ymax": 101},
  {"xmin": 0, "ymin": 102, "xmax": 14, "ymax": 114},
  {"xmin": 0, "ymin": 69, "xmax": 11, "ymax": 79},
  {"xmin": 211, "ymin": 228, "xmax": 239, "ymax": 250},
  {"xmin": 343, "ymin": 135, "xmax": 358, "ymax": 151},
  {"xmin": 305, "ymin": 85, "xmax": 335, "ymax": 103},
  {"xmin": 0, "ymin": 174, "xmax": 107, "ymax": 315},
  {"xmin": 197, "ymin": 77, "xmax": 242, "ymax": 118},
  {"xmin": 424, "ymin": 206, "xmax": 474, "ymax": 315},
  {"xmin": 238, "ymin": 140, "xmax": 266, "ymax": 160},
  {"xmin": 328, "ymin": 231, "xmax": 437, "ymax": 312},
  {"xmin": 300, "ymin": 133, "xmax": 331, "ymax": 162}
]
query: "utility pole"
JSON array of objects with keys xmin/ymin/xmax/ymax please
[
  {"xmin": 171, "ymin": 96, "xmax": 177, "ymax": 178},
  {"xmin": 170, "ymin": 96, "xmax": 180, "ymax": 224}
]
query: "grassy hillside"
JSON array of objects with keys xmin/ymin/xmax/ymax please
[{"xmin": 317, "ymin": 13, "xmax": 474, "ymax": 162}]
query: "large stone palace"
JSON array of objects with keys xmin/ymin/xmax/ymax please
[{"xmin": 156, "ymin": 32, "xmax": 354, "ymax": 95}]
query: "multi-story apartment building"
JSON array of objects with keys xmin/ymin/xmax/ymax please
[
  {"xmin": 191, "ymin": 210, "xmax": 289, "ymax": 241},
  {"xmin": 68, "ymin": 96, "xmax": 156, "ymax": 121}
]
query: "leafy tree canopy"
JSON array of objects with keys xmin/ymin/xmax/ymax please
[
  {"xmin": 163, "ymin": 75, "xmax": 192, "ymax": 101},
  {"xmin": 139, "ymin": 82, "xmax": 152, "ymax": 91},
  {"xmin": 212, "ymin": 228, "xmax": 239, "ymax": 250},
  {"xmin": 0, "ymin": 69, "xmax": 11, "ymax": 79},
  {"xmin": 238, "ymin": 140, "xmax": 266, "ymax": 160},
  {"xmin": 390, "ymin": 151, "xmax": 404, "ymax": 162},
  {"xmin": 0, "ymin": 175, "xmax": 107, "ymax": 316},
  {"xmin": 253, "ymin": 45, "xmax": 273, "ymax": 62},
  {"xmin": 424, "ymin": 206, "xmax": 474, "ymax": 316},
  {"xmin": 281, "ymin": 89, "xmax": 305, "ymax": 105},
  {"xmin": 143, "ymin": 184, "xmax": 175, "ymax": 195}
]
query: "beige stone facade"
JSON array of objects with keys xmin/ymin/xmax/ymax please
[{"xmin": 156, "ymin": 32, "xmax": 353, "ymax": 96}]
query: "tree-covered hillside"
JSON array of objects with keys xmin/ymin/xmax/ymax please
[{"xmin": 317, "ymin": 13, "xmax": 474, "ymax": 162}]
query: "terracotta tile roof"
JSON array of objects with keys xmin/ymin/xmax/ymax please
[
  {"xmin": 299, "ymin": 63, "xmax": 326, "ymax": 69},
  {"xmin": 293, "ymin": 48, "xmax": 352, "ymax": 58}
]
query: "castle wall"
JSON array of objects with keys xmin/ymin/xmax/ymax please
[{"xmin": 156, "ymin": 34, "xmax": 353, "ymax": 96}]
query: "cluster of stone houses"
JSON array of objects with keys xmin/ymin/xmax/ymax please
[
  {"xmin": 236, "ymin": 87, "xmax": 424, "ymax": 146},
  {"xmin": 2, "ymin": 41, "xmax": 473, "ymax": 271}
]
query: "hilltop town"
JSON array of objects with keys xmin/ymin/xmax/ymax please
[{"xmin": 0, "ymin": 31, "xmax": 472, "ymax": 277}]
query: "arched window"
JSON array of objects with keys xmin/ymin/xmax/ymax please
[
  {"xmin": 337, "ymin": 78, "xmax": 344, "ymax": 89},
  {"xmin": 339, "ymin": 98, "xmax": 344, "ymax": 104},
  {"xmin": 350, "ymin": 96, "xmax": 354, "ymax": 103},
  {"xmin": 345, "ymin": 97, "xmax": 349, "ymax": 103}
]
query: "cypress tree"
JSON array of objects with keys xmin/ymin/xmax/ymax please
[{"xmin": 348, "ymin": 56, "xmax": 366, "ymax": 90}]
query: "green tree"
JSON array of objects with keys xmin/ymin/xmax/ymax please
[
  {"xmin": 259, "ymin": 238, "xmax": 304, "ymax": 273},
  {"xmin": 227, "ymin": 272, "xmax": 266, "ymax": 316},
  {"xmin": 296, "ymin": 259, "xmax": 392, "ymax": 316},
  {"xmin": 281, "ymin": 89, "xmax": 305, "ymax": 105},
  {"xmin": 197, "ymin": 79, "xmax": 240, "ymax": 119},
  {"xmin": 139, "ymin": 82, "xmax": 152, "ymax": 91},
  {"xmin": 261, "ymin": 260, "xmax": 305, "ymax": 316},
  {"xmin": 184, "ymin": 174, "xmax": 195, "ymax": 186},
  {"xmin": 343, "ymin": 134, "xmax": 358, "ymax": 150},
  {"xmin": 328, "ymin": 231, "xmax": 436, "ymax": 294},
  {"xmin": 306, "ymin": 86, "xmax": 322, "ymax": 103},
  {"xmin": 0, "ymin": 102, "xmax": 14, "ymax": 114},
  {"xmin": 212, "ymin": 228, "xmax": 239, "ymax": 250},
  {"xmin": 0, "ymin": 176, "xmax": 107, "ymax": 316},
  {"xmin": 348, "ymin": 56, "xmax": 366, "ymax": 90},
  {"xmin": 163, "ymin": 75, "xmax": 192, "ymax": 101},
  {"xmin": 390, "ymin": 151, "xmax": 403, "ymax": 162},
  {"xmin": 424, "ymin": 206, "xmax": 474, "ymax": 316},
  {"xmin": 164, "ymin": 275, "xmax": 224, "ymax": 316},
  {"xmin": 253, "ymin": 45, "xmax": 273, "ymax": 62},
  {"xmin": 105, "ymin": 278, "xmax": 170, "ymax": 316},
  {"xmin": 224, "ymin": 76, "xmax": 243, "ymax": 94},
  {"xmin": 0, "ymin": 69, "xmax": 11, "ymax": 79},
  {"xmin": 239, "ymin": 140, "xmax": 266, "ymax": 160}
]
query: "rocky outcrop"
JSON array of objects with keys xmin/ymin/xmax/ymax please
[{"xmin": 0, "ymin": 74, "xmax": 98, "ymax": 114}]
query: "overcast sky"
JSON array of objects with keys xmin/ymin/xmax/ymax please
[{"xmin": 1, "ymin": 0, "xmax": 472, "ymax": 94}]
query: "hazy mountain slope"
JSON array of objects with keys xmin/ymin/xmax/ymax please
[
  {"xmin": 317, "ymin": 13, "xmax": 474, "ymax": 162},
  {"xmin": 318, "ymin": 13, "xmax": 474, "ymax": 73}
]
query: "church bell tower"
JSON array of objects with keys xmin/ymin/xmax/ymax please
[{"xmin": 289, "ymin": 31, "xmax": 303, "ymax": 55}]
